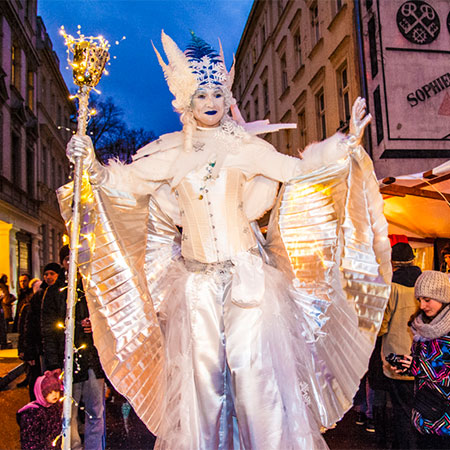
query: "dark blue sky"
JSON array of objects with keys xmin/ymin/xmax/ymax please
[{"xmin": 38, "ymin": 0, "xmax": 254, "ymax": 136}]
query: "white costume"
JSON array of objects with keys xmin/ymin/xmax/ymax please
[{"xmin": 60, "ymin": 32, "xmax": 392, "ymax": 449}]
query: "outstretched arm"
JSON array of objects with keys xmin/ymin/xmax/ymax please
[{"xmin": 348, "ymin": 97, "xmax": 372, "ymax": 147}]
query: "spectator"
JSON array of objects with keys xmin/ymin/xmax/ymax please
[
  {"xmin": 41, "ymin": 246, "xmax": 105, "ymax": 450},
  {"xmin": 378, "ymin": 242, "xmax": 421, "ymax": 449},
  {"xmin": 17, "ymin": 369, "xmax": 63, "ymax": 449},
  {"xmin": 440, "ymin": 244, "xmax": 450, "ymax": 274},
  {"xmin": 0, "ymin": 274, "xmax": 16, "ymax": 333},
  {"xmin": 22, "ymin": 263, "xmax": 60, "ymax": 400},
  {"xmin": 400, "ymin": 271, "xmax": 450, "ymax": 449},
  {"xmin": 13, "ymin": 273, "xmax": 31, "ymax": 332}
]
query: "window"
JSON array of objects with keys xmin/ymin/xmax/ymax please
[
  {"xmin": 298, "ymin": 110, "xmax": 307, "ymax": 150},
  {"xmin": 277, "ymin": 0, "xmax": 284, "ymax": 17},
  {"xmin": 11, "ymin": 45, "xmax": 21, "ymax": 89},
  {"xmin": 254, "ymin": 97, "xmax": 259, "ymax": 119},
  {"xmin": 280, "ymin": 54, "xmax": 288, "ymax": 92},
  {"xmin": 52, "ymin": 156, "xmax": 57, "ymax": 189},
  {"xmin": 244, "ymin": 102, "xmax": 250, "ymax": 122},
  {"xmin": 310, "ymin": 4, "xmax": 320, "ymax": 46},
  {"xmin": 42, "ymin": 145, "xmax": 48, "ymax": 186},
  {"xmin": 316, "ymin": 89, "xmax": 326, "ymax": 140},
  {"xmin": 252, "ymin": 46, "xmax": 257, "ymax": 66},
  {"xmin": 26, "ymin": 147, "xmax": 34, "ymax": 195},
  {"xmin": 12, "ymin": 132, "xmax": 21, "ymax": 186},
  {"xmin": 263, "ymin": 81, "xmax": 269, "ymax": 114},
  {"xmin": 373, "ymin": 86, "xmax": 383, "ymax": 144},
  {"xmin": 337, "ymin": 63, "xmax": 351, "ymax": 125},
  {"xmin": 368, "ymin": 17, "xmax": 378, "ymax": 79},
  {"xmin": 261, "ymin": 24, "xmax": 266, "ymax": 49},
  {"xmin": 294, "ymin": 31, "xmax": 303, "ymax": 68},
  {"xmin": 27, "ymin": 70, "xmax": 34, "ymax": 110}
]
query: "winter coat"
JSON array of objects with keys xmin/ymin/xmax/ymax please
[
  {"xmin": 0, "ymin": 282, "xmax": 16, "ymax": 320},
  {"xmin": 22, "ymin": 285, "xmax": 47, "ymax": 362},
  {"xmin": 17, "ymin": 402, "xmax": 62, "ymax": 449},
  {"xmin": 410, "ymin": 334, "xmax": 450, "ymax": 436},
  {"xmin": 41, "ymin": 269, "xmax": 104, "ymax": 383}
]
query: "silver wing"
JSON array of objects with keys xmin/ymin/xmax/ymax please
[
  {"xmin": 58, "ymin": 179, "xmax": 181, "ymax": 435},
  {"xmin": 266, "ymin": 143, "xmax": 391, "ymax": 427}
]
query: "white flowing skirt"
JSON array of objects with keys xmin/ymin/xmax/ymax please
[{"xmin": 154, "ymin": 252, "xmax": 362, "ymax": 450}]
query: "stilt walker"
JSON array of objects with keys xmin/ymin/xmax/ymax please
[{"xmin": 59, "ymin": 28, "xmax": 109, "ymax": 450}]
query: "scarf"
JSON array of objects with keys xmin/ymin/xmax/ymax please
[{"xmin": 411, "ymin": 305, "xmax": 450, "ymax": 341}]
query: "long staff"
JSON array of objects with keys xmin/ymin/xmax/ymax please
[{"xmin": 60, "ymin": 29, "xmax": 110, "ymax": 450}]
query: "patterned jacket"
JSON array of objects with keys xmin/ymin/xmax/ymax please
[{"xmin": 411, "ymin": 334, "xmax": 450, "ymax": 436}]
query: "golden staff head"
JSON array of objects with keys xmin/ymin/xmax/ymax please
[{"xmin": 60, "ymin": 26, "xmax": 110, "ymax": 88}]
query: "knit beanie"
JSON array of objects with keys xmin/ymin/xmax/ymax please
[
  {"xmin": 415, "ymin": 270, "xmax": 450, "ymax": 304},
  {"xmin": 39, "ymin": 369, "xmax": 63, "ymax": 398},
  {"xmin": 59, "ymin": 245, "xmax": 70, "ymax": 265},
  {"xmin": 391, "ymin": 242, "xmax": 415, "ymax": 264},
  {"xmin": 43, "ymin": 262, "xmax": 61, "ymax": 274}
]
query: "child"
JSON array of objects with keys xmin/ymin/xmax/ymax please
[{"xmin": 17, "ymin": 369, "xmax": 63, "ymax": 449}]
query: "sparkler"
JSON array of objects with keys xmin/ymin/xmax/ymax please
[{"xmin": 60, "ymin": 26, "xmax": 110, "ymax": 450}]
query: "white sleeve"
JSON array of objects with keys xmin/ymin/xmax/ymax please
[
  {"xmin": 102, "ymin": 149, "xmax": 177, "ymax": 195},
  {"xmin": 240, "ymin": 133, "xmax": 347, "ymax": 182},
  {"xmin": 238, "ymin": 137, "xmax": 302, "ymax": 182}
]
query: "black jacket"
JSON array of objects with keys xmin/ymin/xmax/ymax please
[
  {"xmin": 22, "ymin": 285, "xmax": 48, "ymax": 362},
  {"xmin": 41, "ymin": 269, "xmax": 104, "ymax": 382}
]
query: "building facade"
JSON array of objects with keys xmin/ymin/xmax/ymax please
[
  {"xmin": 360, "ymin": 0, "xmax": 450, "ymax": 177},
  {"xmin": 233, "ymin": 0, "xmax": 449, "ymax": 178},
  {"xmin": 0, "ymin": 0, "xmax": 74, "ymax": 295},
  {"xmin": 234, "ymin": 0, "xmax": 361, "ymax": 159}
]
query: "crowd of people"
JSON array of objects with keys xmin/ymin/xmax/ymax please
[
  {"xmin": 352, "ymin": 242, "xmax": 450, "ymax": 450},
  {"xmin": 1, "ymin": 245, "xmax": 106, "ymax": 449}
]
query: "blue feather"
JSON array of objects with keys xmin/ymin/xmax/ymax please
[{"xmin": 185, "ymin": 31, "xmax": 220, "ymax": 63}]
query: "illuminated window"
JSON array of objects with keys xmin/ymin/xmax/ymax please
[
  {"xmin": 27, "ymin": 71, "xmax": 34, "ymax": 110},
  {"xmin": 11, "ymin": 45, "xmax": 21, "ymax": 89}
]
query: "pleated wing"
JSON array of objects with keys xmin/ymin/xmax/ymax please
[
  {"xmin": 57, "ymin": 178, "xmax": 180, "ymax": 435},
  {"xmin": 266, "ymin": 144, "xmax": 392, "ymax": 427}
]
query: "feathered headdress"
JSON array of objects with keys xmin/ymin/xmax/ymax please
[{"xmin": 152, "ymin": 30, "xmax": 233, "ymax": 111}]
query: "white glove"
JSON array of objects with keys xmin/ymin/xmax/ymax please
[
  {"xmin": 66, "ymin": 135, "xmax": 106, "ymax": 184},
  {"xmin": 66, "ymin": 135, "xmax": 96, "ymax": 168},
  {"xmin": 348, "ymin": 97, "xmax": 372, "ymax": 147}
]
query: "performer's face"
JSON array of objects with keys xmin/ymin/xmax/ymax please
[{"xmin": 191, "ymin": 88, "xmax": 225, "ymax": 128}]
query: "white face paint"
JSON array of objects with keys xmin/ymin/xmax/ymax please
[{"xmin": 191, "ymin": 88, "xmax": 225, "ymax": 128}]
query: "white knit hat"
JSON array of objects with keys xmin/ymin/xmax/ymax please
[{"xmin": 415, "ymin": 270, "xmax": 450, "ymax": 304}]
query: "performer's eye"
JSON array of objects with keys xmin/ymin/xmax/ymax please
[{"xmin": 215, "ymin": 93, "xmax": 223, "ymax": 99}]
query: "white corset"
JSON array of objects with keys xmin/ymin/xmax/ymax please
[{"xmin": 176, "ymin": 167, "xmax": 256, "ymax": 263}]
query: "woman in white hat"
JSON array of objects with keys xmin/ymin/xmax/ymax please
[{"xmin": 397, "ymin": 270, "xmax": 450, "ymax": 449}]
